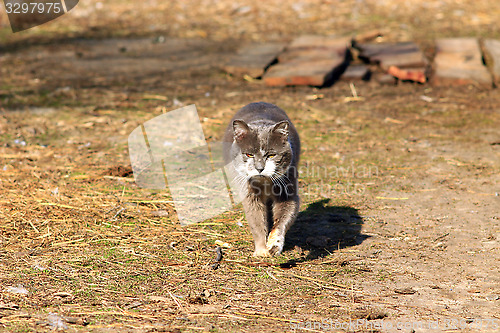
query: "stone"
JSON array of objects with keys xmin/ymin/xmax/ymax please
[
  {"xmin": 483, "ymin": 39, "xmax": 500, "ymax": 85},
  {"xmin": 263, "ymin": 35, "xmax": 350, "ymax": 87},
  {"xmin": 224, "ymin": 43, "xmax": 286, "ymax": 78},
  {"xmin": 432, "ymin": 38, "xmax": 492, "ymax": 87}
]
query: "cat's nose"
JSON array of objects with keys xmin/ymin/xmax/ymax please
[{"xmin": 256, "ymin": 167, "xmax": 264, "ymax": 173}]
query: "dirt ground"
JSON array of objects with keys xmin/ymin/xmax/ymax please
[{"xmin": 0, "ymin": 1, "xmax": 499, "ymax": 332}]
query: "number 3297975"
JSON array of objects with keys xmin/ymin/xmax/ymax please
[{"xmin": 5, "ymin": 2, "xmax": 63, "ymax": 14}]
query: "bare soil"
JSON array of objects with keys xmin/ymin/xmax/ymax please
[{"xmin": 0, "ymin": 1, "xmax": 499, "ymax": 332}]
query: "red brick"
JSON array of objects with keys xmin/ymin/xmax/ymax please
[
  {"xmin": 432, "ymin": 38, "xmax": 492, "ymax": 87},
  {"xmin": 387, "ymin": 66, "xmax": 426, "ymax": 83},
  {"xmin": 224, "ymin": 43, "xmax": 285, "ymax": 78},
  {"xmin": 263, "ymin": 35, "xmax": 350, "ymax": 87},
  {"xmin": 357, "ymin": 42, "xmax": 427, "ymax": 69},
  {"xmin": 483, "ymin": 39, "xmax": 500, "ymax": 85}
]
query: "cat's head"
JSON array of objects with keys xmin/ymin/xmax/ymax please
[{"xmin": 231, "ymin": 119, "xmax": 293, "ymax": 181}]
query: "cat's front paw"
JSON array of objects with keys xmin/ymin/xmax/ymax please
[
  {"xmin": 253, "ymin": 248, "xmax": 271, "ymax": 257},
  {"xmin": 266, "ymin": 229, "xmax": 284, "ymax": 256}
]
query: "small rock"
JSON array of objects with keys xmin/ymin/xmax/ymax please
[
  {"xmin": 394, "ymin": 287, "xmax": 417, "ymax": 295},
  {"xmin": 53, "ymin": 292, "xmax": 72, "ymax": 298},
  {"xmin": 351, "ymin": 306, "xmax": 388, "ymax": 320},
  {"xmin": 47, "ymin": 313, "xmax": 68, "ymax": 330},
  {"xmin": 151, "ymin": 210, "xmax": 169, "ymax": 217},
  {"xmin": 6, "ymin": 285, "xmax": 29, "ymax": 295}
]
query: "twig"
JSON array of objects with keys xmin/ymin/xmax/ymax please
[
  {"xmin": 186, "ymin": 229, "xmax": 226, "ymax": 237},
  {"xmin": 231, "ymin": 311, "xmax": 300, "ymax": 323},
  {"xmin": 72, "ymin": 311, "xmax": 157, "ymax": 320},
  {"xmin": 189, "ymin": 313, "xmax": 250, "ymax": 321},
  {"xmin": 52, "ymin": 238, "xmax": 85, "ymax": 247},
  {"xmin": 111, "ymin": 207, "xmax": 125, "ymax": 220},
  {"xmin": 252, "ymin": 287, "xmax": 283, "ymax": 295},
  {"xmin": 265, "ymin": 270, "xmax": 279, "ymax": 282},
  {"xmin": 38, "ymin": 202, "xmax": 84, "ymax": 210},
  {"xmin": 279, "ymin": 271, "xmax": 351, "ymax": 290},
  {"xmin": 27, "ymin": 219, "xmax": 39, "ymax": 233},
  {"xmin": 167, "ymin": 290, "xmax": 184, "ymax": 311},
  {"xmin": 103, "ymin": 175, "xmax": 135, "ymax": 182},
  {"xmin": 434, "ymin": 232, "xmax": 449, "ymax": 242},
  {"xmin": 125, "ymin": 199, "xmax": 175, "ymax": 203},
  {"xmin": 350, "ymin": 82, "xmax": 358, "ymax": 98}
]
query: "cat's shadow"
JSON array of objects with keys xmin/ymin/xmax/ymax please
[{"xmin": 284, "ymin": 199, "xmax": 370, "ymax": 261}]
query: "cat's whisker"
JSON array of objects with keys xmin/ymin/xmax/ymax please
[
  {"xmin": 271, "ymin": 174, "xmax": 287, "ymax": 191},
  {"xmin": 273, "ymin": 171, "xmax": 291, "ymax": 185},
  {"xmin": 272, "ymin": 174, "xmax": 284, "ymax": 187},
  {"xmin": 270, "ymin": 174, "xmax": 278, "ymax": 186},
  {"xmin": 231, "ymin": 173, "xmax": 249, "ymax": 191},
  {"xmin": 274, "ymin": 170, "xmax": 290, "ymax": 179}
]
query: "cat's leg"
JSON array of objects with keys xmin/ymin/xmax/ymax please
[
  {"xmin": 267, "ymin": 196, "xmax": 299, "ymax": 256},
  {"xmin": 242, "ymin": 196, "xmax": 270, "ymax": 257}
]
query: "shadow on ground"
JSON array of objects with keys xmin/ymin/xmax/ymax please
[{"xmin": 284, "ymin": 199, "xmax": 369, "ymax": 261}]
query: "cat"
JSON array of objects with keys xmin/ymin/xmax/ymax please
[{"xmin": 223, "ymin": 102, "xmax": 300, "ymax": 257}]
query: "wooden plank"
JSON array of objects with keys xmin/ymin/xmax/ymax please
[
  {"xmin": 340, "ymin": 65, "xmax": 370, "ymax": 81},
  {"xmin": 224, "ymin": 43, "xmax": 286, "ymax": 78},
  {"xmin": 263, "ymin": 36, "xmax": 350, "ymax": 87},
  {"xmin": 264, "ymin": 58, "xmax": 347, "ymax": 87},
  {"xmin": 287, "ymin": 35, "xmax": 351, "ymax": 51},
  {"xmin": 357, "ymin": 42, "xmax": 427, "ymax": 69},
  {"xmin": 432, "ymin": 38, "xmax": 492, "ymax": 87},
  {"xmin": 483, "ymin": 39, "xmax": 500, "ymax": 85}
]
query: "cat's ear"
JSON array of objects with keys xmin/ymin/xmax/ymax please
[
  {"xmin": 272, "ymin": 121, "xmax": 289, "ymax": 139},
  {"xmin": 233, "ymin": 120, "xmax": 250, "ymax": 142}
]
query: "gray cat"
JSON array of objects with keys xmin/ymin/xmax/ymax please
[{"xmin": 223, "ymin": 102, "xmax": 300, "ymax": 257}]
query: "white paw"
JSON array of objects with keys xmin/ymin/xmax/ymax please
[
  {"xmin": 253, "ymin": 248, "xmax": 271, "ymax": 257},
  {"xmin": 266, "ymin": 229, "xmax": 284, "ymax": 256}
]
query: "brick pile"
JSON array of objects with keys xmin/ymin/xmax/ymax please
[{"xmin": 224, "ymin": 35, "xmax": 500, "ymax": 88}]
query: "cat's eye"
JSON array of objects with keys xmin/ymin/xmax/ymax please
[
  {"xmin": 244, "ymin": 153, "xmax": 254, "ymax": 158},
  {"xmin": 267, "ymin": 154, "xmax": 276, "ymax": 158}
]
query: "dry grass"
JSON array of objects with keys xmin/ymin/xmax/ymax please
[{"xmin": 1, "ymin": 1, "xmax": 500, "ymax": 332}]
